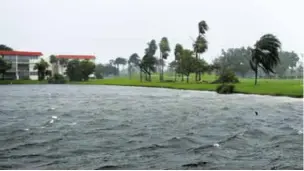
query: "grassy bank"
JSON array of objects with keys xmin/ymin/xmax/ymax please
[
  {"xmin": 0, "ymin": 80, "xmax": 47, "ymax": 84},
  {"xmin": 1, "ymin": 75, "xmax": 303, "ymax": 98},
  {"xmin": 75, "ymin": 75, "xmax": 303, "ymax": 98}
]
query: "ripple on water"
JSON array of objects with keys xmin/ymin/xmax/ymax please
[{"xmin": 0, "ymin": 85, "xmax": 302, "ymax": 170}]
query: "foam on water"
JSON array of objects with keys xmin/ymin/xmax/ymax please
[{"xmin": 0, "ymin": 85, "xmax": 302, "ymax": 170}]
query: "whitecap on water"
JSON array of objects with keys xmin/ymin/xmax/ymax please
[
  {"xmin": 297, "ymin": 130, "xmax": 303, "ymax": 135},
  {"xmin": 52, "ymin": 116, "xmax": 58, "ymax": 119},
  {"xmin": 213, "ymin": 143, "xmax": 220, "ymax": 147},
  {"xmin": 24, "ymin": 128, "xmax": 29, "ymax": 131},
  {"xmin": 50, "ymin": 119, "xmax": 54, "ymax": 124},
  {"xmin": 70, "ymin": 122, "xmax": 77, "ymax": 126}
]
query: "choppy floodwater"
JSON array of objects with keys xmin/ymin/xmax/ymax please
[{"xmin": 0, "ymin": 85, "xmax": 303, "ymax": 170}]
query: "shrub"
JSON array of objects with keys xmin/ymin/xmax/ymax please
[
  {"xmin": 216, "ymin": 84, "xmax": 235, "ymax": 94},
  {"xmin": 211, "ymin": 69, "xmax": 239, "ymax": 84},
  {"xmin": 48, "ymin": 74, "xmax": 66, "ymax": 84}
]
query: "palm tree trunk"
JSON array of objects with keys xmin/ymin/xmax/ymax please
[
  {"xmin": 254, "ymin": 69, "xmax": 258, "ymax": 85},
  {"xmin": 174, "ymin": 71, "xmax": 177, "ymax": 82},
  {"xmin": 128, "ymin": 66, "xmax": 131, "ymax": 80},
  {"xmin": 140, "ymin": 70, "xmax": 142, "ymax": 82},
  {"xmin": 186, "ymin": 75, "xmax": 189, "ymax": 83},
  {"xmin": 181, "ymin": 74, "xmax": 184, "ymax": 81}
]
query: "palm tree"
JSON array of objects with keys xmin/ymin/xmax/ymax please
[
  {"xmin": 159, "ymin": 37, "xmax": 170, "ymax": 81},
  {"xmin": 115, "ymin": 57, "xmax": 127, "ymax": 76},
  {"xmin": 49, "ymin": 55, "xmax": 58, "ymax": 76},
  {"xmin": 0, "ymin": 58, "xmax": 12, "ymax": 80},
  {"xmin": 174, "ymin": 44, "xmax": 184, "ymax": 81},
  {"xmin": 249, "ymin": 34, "xmax": 281, "ymax": 85},
  {"xmin": 128, "ymin": 53, "xmax": 140, "ymax": 79},
  {"xmin": 34, "ymin": 59, "xmax": 49, "ymax": 81},
  {"xmin": 194, "ymin": 20, "xmax": 209, "ymax": 81}
]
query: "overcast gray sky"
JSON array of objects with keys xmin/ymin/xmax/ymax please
[{"xmin": 1, "ymin": 0, "xmax": 303, "ymax": 63}]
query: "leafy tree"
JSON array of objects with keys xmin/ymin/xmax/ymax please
[
  {"xmin": 0, "ymin": 58, "xmax": 12, "ymax": 80},
  {"xmin": 66, "ymin": 60, "xmax": 82, "ymax": 81},
  {"xmin": 193, "ymin": 20, "xmax": 209, "ymax": 81},
  {"xmin": 159, "ymin": 37, "xmax": 170, "ymax": 81},
  {"xmin": 0, "ymin": 44, "xmax": 13, "ymax": 58},
  {"xmin": 139, "ymin": 40, "xmax": 158, "ymax": 82},
  {"xmin": 214, "ymin": 47, "xmax": 252, "ymax": 77},
  {"xmin": 0, "ymin": 44, "xmax": 13, "ymax": 51},
  {"xmin": 177, "ymin": 49, "xmax": 196, "ymax": 83},
  {"xmin": 128, "ymin": 53, "xmax": 140, "ymax": 79},
  {"xmin": 249, "ymin": 34, "xmax": 281, "ymax": 85},
  {"xmin": 174, "ymin": 43, "xmax": 184, "ymax": 81},
  {"xmin": 296, "ymin": 64, "xmax": 303, "ymax": 78},
  {"xmin": 34, "ymin": 59, "xmax": 49, "ymax": 81},
  {"xmin": 114, "ymin": 57, "xmax": 127, "ymax": 76},
  {"xmin": 80, "ymin": 60, "xmax": 95, "ymax": 81},
  {"xmin": 94, "ymin": 64, "xmax": 104, "ymax": 79},
  {"xmin": 103, "ymin": 63, "xmax": 118, "ymax": 76},
  {"xmin": 49, "ymin": 55, "xmax": 58, "ymax": 75},
  {"xmin": 58, "ymin": 58, "xmax": 68, "ymax": 67},
  {"xmin": 275, "ymin": 51, "xmax": 299, "ymax": 78},
  {"xmin": 66, "ymin": 59, "xmax": 95, "ymax": 81}
]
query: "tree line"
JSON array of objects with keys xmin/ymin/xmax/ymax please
[
  {"xmin": 94, "ymin": 20, "xmax": 303, "ymax": 85},
  {"xmin": 1, "ymin": 19, "xmax": 303, "ymax": 84}
]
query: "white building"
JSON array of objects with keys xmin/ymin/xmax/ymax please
[{"xmin": 0, "ymin": 50, "xmax": 43, "ymax": 80}]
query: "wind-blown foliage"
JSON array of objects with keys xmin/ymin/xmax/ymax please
[
  {"xmin": 128, "ymin": 53, "xmax": 140, "ymax": 79},
  {"xmin": 194, "ymin": 20, "xmax": 209, "ymax": 81},
  {"xmin": 66, "ymin": 59, "xmax": 95, "ymax": 81},
  {"xmin": 0, "ymin": 44, "xmax": 13, "ymax": 51},
  {"xmin": 174, "ymin": 44, "xmax": 184, "ymax": 81},
  {"xmin": 159, "ymin": 37, "xmax": 171, "ymax": 81},
  {"xmin": 250, "ymin": 34, "xmax": 281, "ymax": 85},
  {"xmin": 114, "ymin": 57, "xmax": 127, "ymax": 76},
  {"xmin": 0, "ymin": 58, "xmax": 12, "ymax": 80},
  {"xmin": 140, "ymin": 40, "xmax": 158, "ymax": 82},
  {"xmin": 34, "ymin": 59, "xmax": 49, "ymax": 81},
  {"xmin": 94, "ymin": 64, "xmax": 104, "ymax": 79}
]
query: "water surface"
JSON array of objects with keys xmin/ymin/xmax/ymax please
[{"xmin": 0, "ymin": 85, "xmax": 303, "ymax": 169}]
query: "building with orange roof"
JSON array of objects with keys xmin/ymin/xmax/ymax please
[{"xmin": 0, "ymin": 50, "xmax": 43, "ymax": 80}]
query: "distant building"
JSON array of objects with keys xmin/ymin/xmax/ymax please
[
  {"xmin": 0, "ymin": 50, "xmax": 43, "ymax": 80},
  {"xmin": 52, "ymin": 55, "xmax": 96, "ymax": 76}
]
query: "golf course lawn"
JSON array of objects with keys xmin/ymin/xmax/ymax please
[
  {"xmin": 75, "ymin": 74, "xmax": 303, "ymax": 98},
  {"xmin": 1, "ymin": 74, "xmax": 303, "ymax": 98}
]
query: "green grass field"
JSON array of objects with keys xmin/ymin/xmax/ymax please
[
  {"xmin": 1, "ymin": 74, "xmax": 303, "ymax": 98},
  {"xmin": 75, "ymin": 74, "xmax": 303, "ymax": 98}
]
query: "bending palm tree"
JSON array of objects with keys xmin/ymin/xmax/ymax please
[{"xmin": 250, "ymin": 34, "xmax": 281, "ymax": 85}]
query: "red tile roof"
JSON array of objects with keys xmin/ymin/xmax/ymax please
[
  {"xmin": 56, "ymin": 55, "xmax": 95, "ymax": 60},
  {"xmin": 0, "ymin": 50, "xmax": 43, "ymax": 56}
]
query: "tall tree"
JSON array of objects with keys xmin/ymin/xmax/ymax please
[
  {"xmin": 128, "ymin": 53, "xmax": 140, "ymax": 79},
  {"xmin": 194, "ymin": 20, "xmax": 209, "ymax": 81},
  {"xmin": 249, "ymin": 34, "xmax": 281, "ymax": 85},
  {"xmin": 174, "ymin": 44, "xmax": 184, "ymax": 81},
  {"xmin": 49, "ymin": 55, "xmax": 58, "ymax": 76},
  {"xmin": 94, "ymin": 64, "xmax": 104, "ymax": 79},
  {"xmin": 140, "ymin": 40, "xmax": 158, "ymax": 82},
  {"xmin": 177, "ymin": 49, "xmax": 196, "ymax": 83},
  {"xmin": 275, "ymin": 51, "xmax": 299, "ymax": 78},
  {"xmin": 34, "ymin": 59, "xmax": 49, "ymax": 81},
  {"xmin": 0, "ymin": 44, "xmax": 13, "ymax": 51},
  {"xmin": 114, "ymin": 57, "xmax": 127, "ymax": 76},
  {"xmin": 80, "ymin": 60, "xmax": 95, "ymax": 81},
  {"xmin": 159, "ymin": 37, "xmax": 170, "ymax": 81},
  {"xmin": 66, "ymin": 60, "xmax": 82, "ymax": 81},
  {"xmin": 0, "ymin": 58, "xmax": 12, "ymax": 80}
]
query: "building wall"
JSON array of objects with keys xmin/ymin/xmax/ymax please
[{"xmin": 3, "ymin": 55, "xmax": 40, "ymax": 80}]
